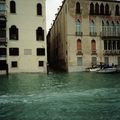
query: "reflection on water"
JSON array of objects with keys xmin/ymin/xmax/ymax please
[{"xmin": 0, "ymin": 72, "xmax": 120, "ymax": 120}]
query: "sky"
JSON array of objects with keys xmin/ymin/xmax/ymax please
[{"xmin": 46, "ymin": 0, "xmax": 62, "ymax": 32}]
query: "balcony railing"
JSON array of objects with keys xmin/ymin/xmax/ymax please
[
  {"xmin": 76, "ymin": 10, "xmax": 82, "ymax": 15},
  {"xmin": 103, "ymin": 50, "xmax": 120, "ymax": 55},
  {"xmin": 0, "ymin": 54, "xmax": 7, "ymax": 58},
  {"xmin": 0, "ymin": 0, "xmax": 5, "ymax": 3},
  {"xmin": 76, "ymin": 32, "xmax": 83, "ymax": 36},
  {"xmin": 0, "ymin": 1, "xmax": 6, "ymax": 16},
  {"xmin": 89, "ymin": 11, "xmax": 111, "ymax": 16},
  {"xmin": 0, "ymin": 30, "xmax": 7, "ymax": 45},
  {"xmin": 0, "ymin": 10, "xmax": 6, "ymax": 16},
  {"xmin": 90, "ymin": 32, "xmax": 97, "ymax": 37},
  {"xmin": 91, "ymin": 50, "xmax": 97, "ymax": 55},
  {"xmin": 100, "ymin": 32, "xmax": 120, "ymax": 38},
  {"xmin": 76, "ymin": 50, "xmax": 83, "ymax": 55}
]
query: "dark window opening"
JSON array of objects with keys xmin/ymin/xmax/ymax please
[
  {"xmin": 36, "ymin": 27, "xmax": 44, "ymax": 40},
  {"xmin": 9, "ymin": 48, "xmax": 19, "ymax": 56},
  {"xmin": 105, "ymin": 4, "xmax": 110, "ymax": 15},
  {"xmin": 0, "ymin": 48, "xmax": 7, "ymax": 56},
  {"xmin": 76, "ymin": 2, "xmax": 80, "ymax": 14},
  {"xmin": 37, "ymin": 3, "xmax": 42, "ymax": 15},
  {"xmin": 115, "ymin": 5, "xmax": 119, "ymax": 16},
  {"xmin": 39, "ymin": 61, "xmax": 44, "ymax": 67},
  {"xmin": 0, "ymin": 60, "xmax": 7, "ymax": 70},
  {"xmin": 108, "ymin": 41, "xmax": 112, "ymax": 50},
  {"xmin": 90, "ymin": 3, "xmax": 94, "ymax": 15},
  {"xmin": 117, "ymin": 41, "xmax": 120, "ymax": 50},
  {"xmin": 104, "ymin": 40, "xmax": 107, "ymax": 50},
  {"xmin": 11, "ymin": 61, "xmax": 17, "ymax": 67},
  {"xmin": 0, "ymin": 20, "xmax": 6, "ymax": 28},
  {"xmin": 9, "ymin": 25, "xmax": 19, "ymax": 40},
  {"xmin": 0, "ymin": 20, "xmax": 6, "ymax": 39},
  {"xmin": 37, "ymin": 48, "xmax": 45, "ymax": 56},
  {"xmin": 100, "ymin": 3, "xmax": 104, "ymax": 15},
  {"xmin": 10, "ymin": 1, "xmax": 16, "ymax": 13},
  {"xmin": 95, "ymin": 3, "xmax": 99, "ymax": 15}
]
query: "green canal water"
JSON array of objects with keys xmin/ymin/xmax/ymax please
[{"xmin": 0, "ymin": 72, "xmax": 120, "ymax": 120}]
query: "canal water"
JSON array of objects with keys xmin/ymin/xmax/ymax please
[{"xmin": 0, "ymin": 72, "xmax": 120, "ymax": 120}]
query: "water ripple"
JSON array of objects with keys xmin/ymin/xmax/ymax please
[{"xmin": 0, "ymin": 88, "xmax": 120, "ymax": 104}]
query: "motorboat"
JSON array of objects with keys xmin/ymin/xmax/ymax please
[
  {"xmin": 97, "ymin": 67, "xmax": 117, "ymax": 73},
  {"xmin": 89, "ymin": 67, "xmax": 100, "ymax": 72}
]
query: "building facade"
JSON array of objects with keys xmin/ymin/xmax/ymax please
[
  {"xmin": 0, "ymin": 0, "xmax": 47, "ymax": 74},
  {"xmin": 47, "ymin": 0, "xmax": 120, "ymax": 72}
]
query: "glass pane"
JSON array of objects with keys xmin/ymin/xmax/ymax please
[{"xmin": 77, "ymin": 57, "xmax": 82, "ymax": 66}]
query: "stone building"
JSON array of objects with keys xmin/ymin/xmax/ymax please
[
  {"xmin": 47, "ymin": 0, "xmax": 120, "ymax": 72},
  {"xmin": 0, "ymin": 0, "xmax": 47, "ymax": 74}
]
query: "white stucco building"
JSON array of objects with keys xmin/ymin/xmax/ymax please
[{"xmin": 0, "ymin": 0, "xmax": 47, "ymax": 74}]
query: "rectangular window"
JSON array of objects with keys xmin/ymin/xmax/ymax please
[
  {"xmin": 104, "ymin": 57, "xmax": 109, "ymax": 65},
  {"xmin": 117, "ymin": 41, "xmax": 120, "ymax": 50},
  {"xmin": 104, "ymin": 40, "xmax": 107, "ymax": 50},
  {"xmin": 9, "ymin": 48, "xmax": 19, "ymax": 56},
  {"xmin": 24, "ymin": 49, "xmax": 32, "ymax": 55},
  {"xmin": 0, "ymin": 60, "xmax": 7, "ymax": 70},
  {"xmin": 92, "ymin": 57, "xmax": 97, "ymax": 65},
  {"xmin": 0, "ymin": 48, "xmax": 7, "ymax": 56},
  {"xmin": 118, "ymin": 57, "xmax": 120, "ymax": 65},
  {"xmin": 11, "ymin": 61, "xmax": 18, "ymax": 68},
  {"xmin": 38, "ymin": 61, "xmax": 44, "ymax": 67},
  {"xmin": 0, "ymin": 3, "xmax": 6, "ymax": 11},
  {"xmin": 37, "ymin": 48, "xmax": 45, "ymax": 56},
  {"xmin": 77, "ymin": 57, "xmax": 82, "ymax": 66}
]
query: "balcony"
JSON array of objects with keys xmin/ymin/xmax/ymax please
[
  {"xmin": 0, "ymin": 48, "xmax": 7, "ymax": 59},
  {"xmin": 0, "ymin": 0, "xmax": 5, "ymax": 3},
  {"xmin": 76, "ymin": 10, "xmax": 82, "ymax": 15},
  {"xmin": 0, "ymin": 1, "xmax": 6, "ymax": 17},
  {"xmin": 76, "ymin": 32, "xmax": 83, "ymax": 36},
  {"xmin": 76, "ymin": 50, "xmax": 83, "ymax": 55},
  {"xmin": 0, "ymin": 30, "xmax": 7, "ymax": 45},
  {"xmin": 100, "ymin": 32, "xmax": 120, "ymax": 39},
  {"xmin": 89, "ymin": 11, "xmax": 111, "ymax": 16},
  {"xmin": 103, "ymin": 50, "xmax": 120, "ymax": 56},
  {"xmin": 90, "ymin": 32, "xmax": 97, "ymax": 37},
  {"xmin": 91, "ymin": 50, "xmax": 97, "ymax": 55},
  {"xmin": 0, "ymin": 10, "xmax": 6, "ymax": 16}
]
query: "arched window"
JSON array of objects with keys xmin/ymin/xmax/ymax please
[
  {"xmin": 100, "ymin": 3, "xmax": 104, "ymax": 15},
  {"xmin": 111, "ymin": 21, "xmax": 115, "ymax": 34},
  {"xmin": 37, "ymin": 3, "xmax": 42, "ymax": 15},
  {"xmin": 90, "ymin": 20, "xmax": 95, "ymax": 33},
  {"xmin": 9, "ymin": 25, "xmax": 18, "ymax": 40},
  {"xmin": 76, "ymin": 2, "xmax": 80, "ymax": 14},
  {"xmin": 102, "ymin": 20, "xmax": 105, "ymax": 32},
  {"xmin": 76, "ymin": 20, "xmax": 81, "ymax": 35},
  {"xmin": 106, "ymin": 21, "xmax": 109, "ymax": 33},
  {"xmin": 10, "ymin": 1, "xmax": 16, "ymax": 13},
  {"xmin": 104, "ymin": 40, "xmax": 107, "ymax": 50},
  {"xmin": 90, "ymin": 3, "xmax": 94, "ymax": 15},
  {"xmin": 116, "ymin": 21, "xmax": 119, "ymax": 35},
  {"xmin": 91, "ymin": 40, "xmax": 96, "ymax": 52},
  {"xmin": 36, "ymin": 27, "xmax": 44, "ymax": 40},
  {"xmin": 105, "ymin": 4, "xmax": 109, "ymax": 15},
  {"xmin": 115, "ymin": 5, "xmax": 119, "ymax": 16},
  {"xmin": 77, "ymin": 39, "xmax": 81, "ymax": 51},
  {"xmin": 95, "ymin": 3, "xmax": 99, "ymax": 15}
]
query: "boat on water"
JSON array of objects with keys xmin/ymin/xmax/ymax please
[
  {"xmin": 86, "ymin": 63, "xmax": 119, "ymax": 73},
  {"xmin": 97, "ymin": 67, "xmax": 117, "ymax": 73},
  {"xmin": 89, "ymin": 67, "xmax": 100, "ymax": 72}
]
